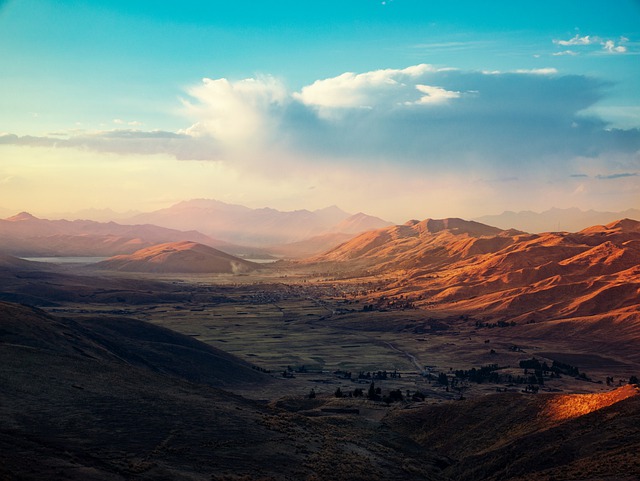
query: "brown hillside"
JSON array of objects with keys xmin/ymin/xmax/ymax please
[
  {"xmin": 309, "ymin": 218, "xmax": 640, "ymax": 328},
  {"xmin": 312, "ymin": 218, "xmax": 517, "ymax": 268},
  {"xmin": 94, "ymin": 241, "xmax": 259, "ymax": 273}
]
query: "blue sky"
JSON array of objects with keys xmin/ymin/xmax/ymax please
[{"xmin": 0, "ymin": 0, "xmax": 639, "ymax": 221}]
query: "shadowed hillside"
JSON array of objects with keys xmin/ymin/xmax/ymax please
[
  {"xmin": 0, "ymin": 301, "xmax": 449, "ymax": 481},
  {"xmin": 0, "ymin": 255, "xmax": 193, "ymax": 306}
]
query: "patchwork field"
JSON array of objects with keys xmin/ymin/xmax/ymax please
[{"xmin": 50, "ymin": 270, "xmax": 639, "ymax": 403}]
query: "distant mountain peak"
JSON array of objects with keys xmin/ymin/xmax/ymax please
[
  {"xmin": 127, "ymin": 199, "xmax": 382, "ymax": 246},
  {"xmin": 582, "ymin": 218, "xmax": 640, "ymax": 234},
  {"xmin": 413, "ymin": 218, "xmax": 504, "ymax": 236},
  {"xmin": 6, "ymin": 212, "xmax": 38, "ymax": 222},
  {"xmin": 474, "ymin": 207, "xmax": 640, "ymax": 233},
  {"xmin": 607, "ymin": 218, "xmax": 640, "ymax": 232}
]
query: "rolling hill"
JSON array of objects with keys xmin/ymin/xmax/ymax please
[{"xmin": 93, "ymin": 241, "xmax": 260, "ymax": 273}]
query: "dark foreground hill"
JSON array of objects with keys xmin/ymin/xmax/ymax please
[
  {"xmin": 0, "ymin": 302, "xmax": 447, "ymax": 481},
  {"xmin": 1, "ymin": 301, "xmax": 639, "ymax": 480},
  {"xmin": 0, "ymin": 254, "xmax": 194, "ymax": 306}
]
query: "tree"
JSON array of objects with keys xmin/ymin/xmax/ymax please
[
  {"xmin": 367, "ymin": 382, "xmax": 378, "ymax": 400},
  {"xmin": 308, "ymin": 388, "xmax": 316, "ymax": 399},
  {"xmin": 334, "ymin": 387, "xmax": 344, "ymax": 398},
  {"xmin": 630, "ymin": 375, "xmax": 639, "ymax": 385},
  {"xmin": 387, "ymin": 389, "xmax": 404, "ymax": 402}
]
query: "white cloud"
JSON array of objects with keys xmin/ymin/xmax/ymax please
[
  {"xmin": 292, "ymin": 64, "xmax": 451, "ymax": 115},
  {"xmin": 411, "ymin": 85, "xmax": 461, "ymax": 104},
  {"xmin": 602, "ymin": 40, "xmax": 627, "ymax": 53},
  {"xmin": 2, "ymin": 63, "xmax": 640, "ymax": 220},
  {"xmin": 553, "ymin": 50, "xmax": 578, "ymax": 56},
  {"xmin": 2, "ymin": 64, "xmax": 639, "ymax": 181},
  {"xmin": 513, "ymin": 68, "xmax": 558, "ymax": 75},
  {"xmin": 482, "ymin": 68, "xmax": 558, "ymax": 75},
  {"xmin": 553, "ymin": 34, "xmax": 630, "ymax": 55},
  {"xmin": 182, "ymin": 75, "xmax": 288, "ymax": 147},
  {"xmin": 554, "ymin": 34, "xmax": 596, "ymax": 46}
]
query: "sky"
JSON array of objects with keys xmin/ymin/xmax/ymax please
[{"xmin": 1, "ymin": 0, "xmax": 639, "ymax": 223}]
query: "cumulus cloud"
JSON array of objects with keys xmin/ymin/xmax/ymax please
[
  {"xmin": 181, "ymin": 75, "xmax": 287, "ymax": 147},
  {"xmin": 602, "ymin": 39, "xmax": 627, "ymax": 54},
  {"xmin": 292, "ymin": 64, "xmax": 454, "ymax": 114},
  {"xmin": 2, "ymin": 64, "xmax": 639, "ymax": 181}
]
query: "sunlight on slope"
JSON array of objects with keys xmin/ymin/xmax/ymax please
[{"xmin": 543, "ymin": 384, "xmax": 639, "ymax": 421}]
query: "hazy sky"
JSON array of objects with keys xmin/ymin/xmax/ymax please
[{"xmin": 1, "ymin": 0, "xmax": 639, "ymax": 222}]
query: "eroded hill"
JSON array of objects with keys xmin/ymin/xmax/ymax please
[{"xmin": 309, "ymin": 218, "xmax": 640, "ymax": 329}]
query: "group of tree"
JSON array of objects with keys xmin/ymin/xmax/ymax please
[
  {"xmin": 475, "ymin": 320, "xmax": 517, "ymax": 328},
  {"xmin": 453, "ymin": 364, "xmax": 503, "ymax": 384},
  {"xmin": 607, "ymin": 375, "xmax": 639, "ymax": 386},
  {"xmin": 251, "ymin": 365, "xmax": 271, "ymax": 373},
  {"xmin": 333, "ymin": 383, "xmax": 422, "ymax": 404},
  {"xmin": 284, "ymin": 365, "xmax": 310, "ymax": 377},
  {"xmin": 518, "ymin": 357, "xmax": 591, "ymax": 383},
  {"xmin": 357, "ymin": 370, "xmax": 401, "ymax": 380}
]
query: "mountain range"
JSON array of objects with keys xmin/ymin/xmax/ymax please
[
  {"xmin": 126, "ymin": 199, "xmax": 393, "ymax": 246},
  {"xmin": 474, "ymin": 207, "xmax": 640, "ymax": 233},
  {"xmin": 309, "ymin": 217, "xmax": 640, "ymax": 342},
  {"xmin": 0, "ymin": 211, "xmax": 226, "ymax": 257},
  {"xmin": 0, "ymin": 201, "xmax": 393, "ymax": 258}
]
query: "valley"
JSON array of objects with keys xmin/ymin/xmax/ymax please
[
  {"xmin": 46, "ymin": 271, "xmax": 639, "ymax": 402},
  {"xmin": 1, "ymin": 210, "xmax": 639, "ymax": 480}
]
